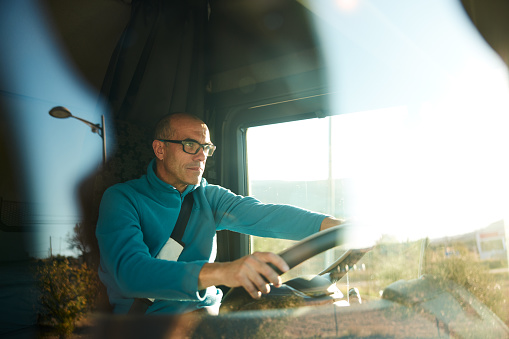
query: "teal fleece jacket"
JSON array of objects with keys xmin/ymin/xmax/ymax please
[{"xmin": 96, "ymin": 159, "xmax": 327, "ymax": 314}]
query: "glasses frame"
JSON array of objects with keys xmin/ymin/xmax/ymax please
[{"xmin": 158, "ymin": 139, "xmax": 216, "ymax": 156}]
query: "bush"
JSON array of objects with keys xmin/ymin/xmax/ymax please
[
  {"xmin": 36, "ymin": 256, "xmax": 98, "ymax": 338},
  {"xmin": 425, "ymin": 244, "xmax": 508, "ymax": 324}
]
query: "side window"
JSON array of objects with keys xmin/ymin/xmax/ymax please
[
  {"xmin": 246, "ymin": 110, "xmax": 408, "ymax": 279},
  {"xmin": 247, "ymin": 117, "xmax": 333, "ymax": 279}
]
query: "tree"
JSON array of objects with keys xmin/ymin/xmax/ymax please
[
  {"xmin": 67, "ymin": 223, "xmax": 91, "ymax": 256},
  {"xmin": 36, "ymin": 256, "xmax": 98, "ymax": 338},
  {"xmin": 67, "ymin": 221, "xmax": 111, "ymax": 312}
]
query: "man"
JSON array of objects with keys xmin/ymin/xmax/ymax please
[{"xmin": 96, "ymin": 113, "xmax": 342, "ymax": 314}]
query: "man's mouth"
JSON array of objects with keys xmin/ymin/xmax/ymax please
[{"xmin": 187, "ymin": 164, "xmax": 203, "ymax": 172}]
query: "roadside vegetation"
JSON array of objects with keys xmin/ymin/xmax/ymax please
[
  {"xmin": 35, "ymin": 223, "xmax": 100, "ymax": 338},
  {"xmin": 256, "ymin": 234, "xmax": 509, "ymax": 326}
]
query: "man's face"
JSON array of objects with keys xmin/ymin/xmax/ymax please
[{"xmin": 153, "ymin": 116, "xmax": 211, "ymax": 192}]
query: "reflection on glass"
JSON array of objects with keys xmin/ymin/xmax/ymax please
[{"xmin": 247, "ymin": 108, "xmax": 509, "ymax": 324}]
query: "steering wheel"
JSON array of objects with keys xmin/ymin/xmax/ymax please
[{"xmin": 220, "ymin": 224, "xmax": 351, "ymax": 313}]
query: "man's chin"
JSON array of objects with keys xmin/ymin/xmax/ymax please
[{"xmin": 187, "ymin": 175, "xmax": 203, "ymax": 186}]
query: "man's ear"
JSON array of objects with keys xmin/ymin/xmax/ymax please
[{"xmin": 152, "ymin": 140, "xmax": 165, "ymax": 160}]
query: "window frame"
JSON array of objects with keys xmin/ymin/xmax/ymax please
[{"xmin": 213, "ymin": 93, "xmax": 332, "ymax": 261}]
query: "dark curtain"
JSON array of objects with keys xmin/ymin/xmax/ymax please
[
  {"xmin": 77, "ymin": 1, "xmax": 209, "ymax": 309},
  {"xmin": 101, "ymin": 0, "xmax": 208, "ymax": 129},
  {"xmin": 91, "ymin": 0, "xmax": 209, "ymax": 206}
]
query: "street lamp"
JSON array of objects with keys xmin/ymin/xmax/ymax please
[{"xmin": 49, "ymin": 106, "xmax": 107, "ymax": 164}]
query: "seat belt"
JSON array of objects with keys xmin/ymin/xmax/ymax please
[{"xmin": 128, "ymin": 191, "xmax": 195, "ymax": 315}]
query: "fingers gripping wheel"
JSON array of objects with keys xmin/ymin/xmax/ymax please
[{"xmin": 220, "ymin": 224, "xmax": 350, "ymax": 313}]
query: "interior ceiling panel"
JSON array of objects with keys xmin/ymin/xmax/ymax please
[{"xmin": 208, "ymin": 0, "xmax": 317, "ymax": 72}]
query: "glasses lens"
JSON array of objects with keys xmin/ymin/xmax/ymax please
[
  {"xmin": 183, "ymin": 141, "xmax": 200, "ymax": 154},
  {"xmin": 204, "ymin": 145, "xmax": 216, "ymax": 156},
  {"xmin": 182, "ymin": 141, "xmax": 215, "ymax": 156}
]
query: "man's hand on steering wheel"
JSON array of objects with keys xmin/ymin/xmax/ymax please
[{"xmin": 198, "ymin": 252, "xmax": 290, "ymax": 299}]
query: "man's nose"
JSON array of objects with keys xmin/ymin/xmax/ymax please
[{"xmin": 193, "ymin": 146, "xmax": 207, "ymax": 161}]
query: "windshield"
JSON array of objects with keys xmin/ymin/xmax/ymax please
[{"xmin": 246, "ymin": 0, "xmax": 509, "ymax": 324}]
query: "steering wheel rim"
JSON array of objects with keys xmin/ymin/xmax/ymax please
[
  {"xmin": 277, "ymin": 223, "xmax": 350, "ymax": 272},
  {"xmin": 219, "ymin": 224, "xmax": 350, "ymax": 313}
]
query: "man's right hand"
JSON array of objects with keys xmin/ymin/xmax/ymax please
[{"xmin": 198, "ymin": 252, "xmax": 290, "ymax": 299}]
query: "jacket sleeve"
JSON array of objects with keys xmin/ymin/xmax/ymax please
[
  {"xmin": 203, "ymin": 184, "xmax": 327, "ymax": 240},
  {"xmin": 95, "ymin": 186, "xmax": 208, "ymax": 301}
]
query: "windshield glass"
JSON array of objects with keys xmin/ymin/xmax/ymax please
[{"xmin": 246, "ymin": 0, "xmax": 509, "ymax": 324}]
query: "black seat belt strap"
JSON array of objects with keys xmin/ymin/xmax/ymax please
[
  {"xmin": 170, "ymin": 192, "xmax": 194, "ymax": 246},
  {"xmin": 128, "ymin": 191, "xmax": 195, "ymax": 315}
]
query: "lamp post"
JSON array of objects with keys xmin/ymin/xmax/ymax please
[{"xmin": 49, "ymin": 106, "xmax": 107, "ymax": 164}]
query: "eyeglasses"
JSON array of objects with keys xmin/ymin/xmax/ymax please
[{"xmin": 158, "ymin": 139, "xmax": 216, "ymax": 157}]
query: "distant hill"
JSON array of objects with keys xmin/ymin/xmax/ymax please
[
  {"xmin": 250, "ymin": 179, "xmax": 352, "ymax": 217},
  {"xmin": 429, "ymin": 220, "xmax": 505, "ymax": 245},
  {"xmin": 429, "ymin": 220, "xmax": 507, "ymax": 260}
]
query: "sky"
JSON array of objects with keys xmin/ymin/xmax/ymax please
[{"xmin": 2, "ymin": 0, "xmax": 509, "ymax": 257}]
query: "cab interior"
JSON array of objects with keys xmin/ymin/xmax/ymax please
[{"xmin": 1, "ymin": 0, "xmax": 509, "ymax": 338}]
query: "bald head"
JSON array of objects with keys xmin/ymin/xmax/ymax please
[{"xmin": 154, "ymin": 113, "xmax": 206, "ymax": 140}]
